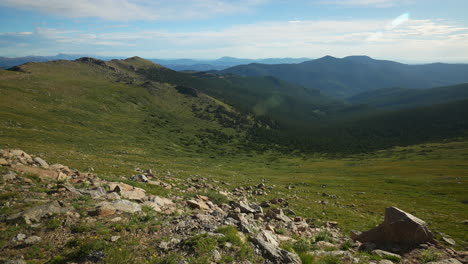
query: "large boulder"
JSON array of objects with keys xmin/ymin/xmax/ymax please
[{"xmin": 351, "ymin": 207, "xmax": 434, "ymax": 245}]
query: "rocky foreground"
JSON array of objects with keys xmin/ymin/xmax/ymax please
[{"xmin": 0, "ymin": 149, "xmax": 466, "ymax": 264}]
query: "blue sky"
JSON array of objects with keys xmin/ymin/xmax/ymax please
[{"xmin": 0, "ymin": 0, "xmax": 467, "ymax": 62}]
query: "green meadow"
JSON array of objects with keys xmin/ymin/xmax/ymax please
[{"xmin": 0, "ymin": 59, "xmax": 467, "ymax": 249}]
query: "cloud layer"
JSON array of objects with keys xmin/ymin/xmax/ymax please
[
  {"xmin": 1, "ymin": 10, "xmax": 467, "ymax": 62},
  {"xmin": 0, "ymin": 0, "xmax": 268, "ymax": 21}
]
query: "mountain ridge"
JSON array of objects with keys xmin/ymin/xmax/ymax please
[{"xmin": 219, "ymin": 55, "xmax": 468, "ymax": 98}]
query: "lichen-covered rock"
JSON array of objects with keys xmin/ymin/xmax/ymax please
[
  {"xmin": 252, "ymin": 235, "xmax": 301, "ymax": 264},
  {"xmin": 7, "ymin": 200, "xmax": 70, "ymax": 224},
  {"xmin": 351, "ymin": 207, "xmax": 434, "ymax": 245}
]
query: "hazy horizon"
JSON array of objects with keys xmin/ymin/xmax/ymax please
[
  {"xmin": 1, "ymin": 0, "xmax": 467, "ymax": 63},
  {"xmin": 2, "ymin": 53, "xmax": 468, "ymax": 65}
]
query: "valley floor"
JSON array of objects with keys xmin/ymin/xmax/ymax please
[{"xmin": 1, "ymin": 138, "xmax": 467, "ymax": 249}]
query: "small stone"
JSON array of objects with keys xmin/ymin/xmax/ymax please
[
  {"xmin": 131, "ymin": 174, "xmax": 148, "ymax": 182},
  {"xmin": 14, "ymin": 233, "xmax": 26, "ymax": 241},
  {"xmin": 256, "ymin": 230, "xmax": 279, "ymax": 247},
  {"xmin": 212, "ymin": 249, "xmax": 222, "ymax": 261},
  {"xmin": 105, "ymin": 192, "xmax": 121, "ymax": 201},
  {"xmin": 148, "ymin": 180, "xmax": 161, "ymax": 186},
  {"xmin": 57, "ymin": 172, "xmax": 69, "ymax": 181},
  {"xmin": 24, "ymin": 236, "xmax": 42, "ymax": 244},
  {"xmin": 442, "ymin": 237, "xmax": 456, "ymax": 246},
  {"xmin": 33, "ymin": 157, "xmax": 49, "ymax": 169},
  {"xmin": 3, "ymin": 171, "xmax": 17, "ymax": 181},
  {"xmin": 316, "ymin": 241, "xmax": 335, "ymax": 249},
  {"xmin": 187, "ymin": 199, "xmax": 209, "ymax": 210},
  {"xmin": 110, "ymin": 217, "xmax": 123, "ymax": 222},
  {"xmin": 372, "ymin": 250, "xmax": 401, "ymax": 261},
  {"xmin": 378, "ymin": 260, "xmax": 394, "ymax": 264},
  {"xmin": 110, "ymin": 236, "xmax": 120, "ymax": 242},
  {"xmin": 0, "ymin": 157, "xmax": 9, "ymax": 166},
  {"xmin": 92, "ymin": 204, "xmax": 116, "ymax": 217},
  {"xmin": 111, "ymin": 200, "xmax": 142, "ymax": 213}
]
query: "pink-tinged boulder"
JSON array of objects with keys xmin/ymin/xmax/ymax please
[{"xmin": 351, "ymin": 207, "xmax": 434, "ymax": 245}]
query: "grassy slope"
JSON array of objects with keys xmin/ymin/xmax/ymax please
[
  {"xmin": 139, "ymin": 67, "xmax": 343, "ymax": 127},
  {"xmin": 0, "ymin": 59, "xmax": 467, "ymax": 248},
  {"xmin": 0, "ymin": 59, "xmax": 253, "ymax": 162}
]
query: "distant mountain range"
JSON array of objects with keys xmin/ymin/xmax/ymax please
[
  {"xmin": 218, "ymin": 55, "xmax": 468, "ymax": 98},
  {"xmin": 149, "ymin": 57, "xmax": 311, "ymax": 71},
  {"xmin": 0, "ymin": 54, "xmax": 310, "ymax": 71}
]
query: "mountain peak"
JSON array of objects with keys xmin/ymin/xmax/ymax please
[
  {"xmin": 319, "ymin": 55, "xmax": 338, "ymax": 60},
  {"xmin": 343, "ymin": 55, "xmax": 374, "ymax": 62}
]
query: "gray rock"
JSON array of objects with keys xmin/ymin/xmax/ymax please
[
  {"xmin": 442, "ymin": 237, "xmax": 456, "ymax": 246},
  {"xmin": 24, "ymin": 235, "xmax": 42, "ymax": 244},
  {"xmin": 235, "ymin": 198, "xmax": 256, "ymax": 214},
  {"xmin": 378, "ymin": 260, "xmax": 394, "ymax": 264},
  {"xmin": 212, "ymin": 249, "xmax": 222, "ymax": 262},
  {"xmin": 105, "ymin": 192, "xmax": 121, "ymax": 201},
  {"xmin": 7, "ymin": 200, "xmax": 70, "ymax": 224},
  {"xmin": 372, "ymin": 249, "xmax": 401, "ymax": 261},
  {"xmin": 3, "ymin": 171, "xmax": 17, "ymax": 181},
  {"xmin": 33, "ymin": 157, "xmax": 49, "ymax": 169},
  {"xmin": 132, "ymin": 174, "xmax": 149, "ymax": 182},
  {"xmin": 13, "ymin": 233, "xmax": 26, "ymax": 241},
  {"xmin": 187, "ymin": 199, "xmax": 209, "ymax": 210},
  {"xmin": 110, "ymin": 235, "xmax": 120, "ymax": 242},
  {"xmin": 111, "ymin": 199, "xmax": 142, "ymax": 213},
  {"xmin": 59, "ymin": 184, "xmax": 82, "ymax": 195},
  {"xmin": 249, "ymin": 203, "xmax": 263, "ymax": 214},
  {"xmin": 316, "ymin": 241, "xmax": 335, "ymax": 249},
  {"xmin": 256, "ymin": 230, "xmax": 279, "ymax": 247},
  {"xmin": 108, "ymin": 182, "xmax": 147, "ymax": 201},
  {"xmin": 351, "ymin": 207, "xmax": 434, "ymax": 245},
  {"xmin": 253, "ymin": 236, "xmax": 301, "ymax": 264},
  {"xmin": 266, "ymin": 208, "xmax": 291, "ymax": 222},
  {"xmin": 79, "ymin": 187, "xmax": 107, "ymax": 199}
]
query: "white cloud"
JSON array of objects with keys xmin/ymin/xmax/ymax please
[
  {"xmin": 1, "ymin": 16, "xmax": 468, "ymax": 63},
  {"xmin": 323, "ymin": 0, "xmax": 413, "ymax": 8},
  {"xmin": 0, "ymin": 0, "xmax": 268, "ymax": 21}
]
